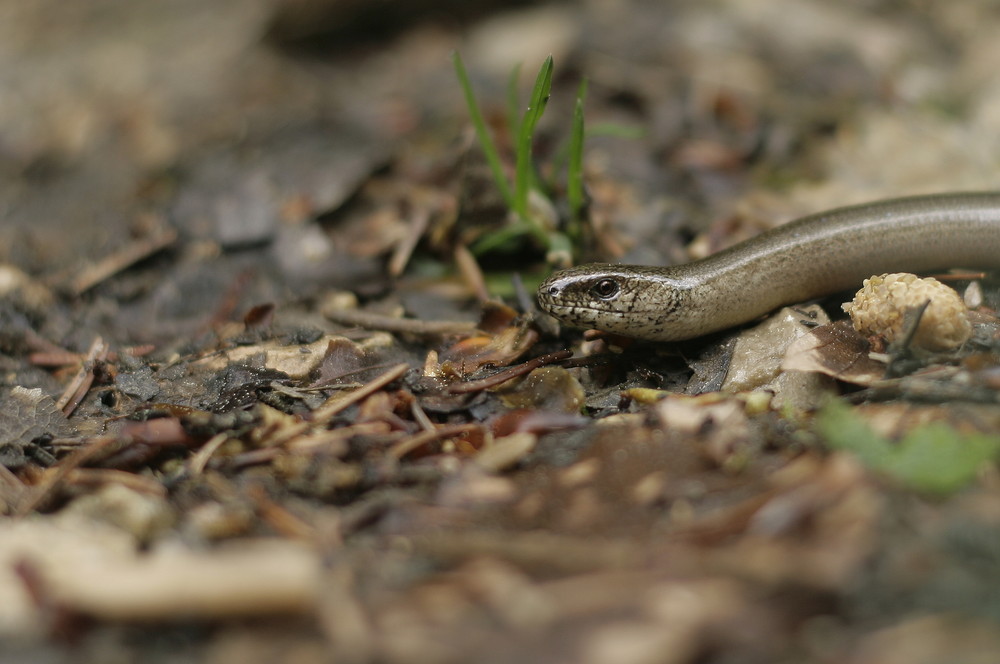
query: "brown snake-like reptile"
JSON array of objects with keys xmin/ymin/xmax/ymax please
[{"xmin": 537, "ymin": 193, "xmax": 1000, "ymax": 341}]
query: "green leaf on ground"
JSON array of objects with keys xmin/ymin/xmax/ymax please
[{"xmin": 816, "ymin": 400, "xmax": 1000, "ymax": 495}]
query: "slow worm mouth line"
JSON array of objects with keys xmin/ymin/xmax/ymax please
[{"xmin": 536, "ymin": 192, "xmax": 1000, "ymax": 342}]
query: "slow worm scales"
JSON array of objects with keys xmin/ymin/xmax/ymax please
[{"xmin": 537, "ymin": 192, "xmax": 1000, "ymax": 341}]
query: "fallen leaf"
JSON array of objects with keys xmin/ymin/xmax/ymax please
[
  {"xmin": 0, "ymin": 387, "xmax": 70, "ymax": 468},
  {"xmin": 782, "ymin": 320, "xmax": 886, "ymax": 385}
]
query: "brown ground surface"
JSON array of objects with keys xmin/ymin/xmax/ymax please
[{"xmin": 3, "ymin": 1, "xmax": 1000, "ymax": 663}]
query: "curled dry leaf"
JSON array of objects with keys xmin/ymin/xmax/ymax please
[
  {"xmin": 781, "ymin": 320, "xmax": 887, "ymax": 386},
  {"xmin": 312, "ymin": 336, "xmax": 369, "ymax": 385},
  {"xmin": 437, "ymin": 325, "xmax": 539, "ymax": 378}
]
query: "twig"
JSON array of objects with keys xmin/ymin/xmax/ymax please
[
  {"xmin": 28, "ymin": 350, "xmax": 81, "ymax": 368},
  {"xmin": 69, "ymin": 223, "xmax": 177, "ymax": 294},
  {"xmin": 454, "ymin": 244, "xmax": 490, "ymax": 303},
  {"xmin": 16, "ymin": 436, "xmax": 119, "ymax": 515},
  {"xmin": 31, "ymin": 344, "xmax": 156, "ymax": 368},
  {"xmin": 312, "ymin": 363, "xmax": 411, "ymax": 423},
  {"xmin": 510, "ymin": 272, "xmax": 534, "ymax": 314},
  {"xmin": 445, "ymin": 350, "xmax": 573, "ymax": 394},
  {"xmin": 211, "ymin": 363, "xmax": 413, "ymax": 460},
  {"xmin": 410, "ymin": 399, "xmax": 436, "ymax": 433},
  {"xmin": 388, "ymin": 205, "xmax": 431, "ymax": 277},
  {"xmin": 187, "ymin": 433, "xmax": 230, "ymax": 476},
  {"xmin": 55, "ymin": 336, "xmax": 108, "ymax": 416},
  {"xmin": 932, "ymin": 270, "xmax": 985, "ymax": 282},
  {"xmin": 387, "ymin": 423, "xmax": 481, "ymax": 460},
  {"xmin": 246, "ymin": 483, "xmax": 316, "ymax": 540},
  {"xmin": 307, "ymin": 361, "xmax": 404, "ymax": 389},
  {"xmin": 225, "ymin": 447, "xmax": 282, "ymax": 469}
]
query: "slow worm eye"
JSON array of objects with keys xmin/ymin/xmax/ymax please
[{"xmin": 592, "ymin": 278, "xmax": 620, "ymax": 299}]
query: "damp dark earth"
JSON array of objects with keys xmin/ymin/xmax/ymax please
[{"xmin": 3, "ymin": 2, "xmax": 1000, "ymax": 663}]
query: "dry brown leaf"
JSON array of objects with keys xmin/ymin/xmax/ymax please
[
  {"xmin": 194, "ymin": 333, "xmax": 394, "ymax": 381},
  {"xmin": 781, "ymin": 320, "xmax": 886, "ymax": 385}
]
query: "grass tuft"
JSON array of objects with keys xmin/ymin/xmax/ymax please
[
  {"xmin": 451, "ymin": 51, "xmax": 514, "ymax": 209},
  {"xmin": 513, "ymin": 55, "xmax": 553, "ymax": 231},
  {"xmin": 455, "ymin": 52, "xmax": 606, "ymax": 265}
]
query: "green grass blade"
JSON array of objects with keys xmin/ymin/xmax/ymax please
[
  {"xmin": 567, "ymin": 77, "xmax": 588, "ymax": 231},
  {"xmin": 452, "ymin": 51, "xmax": 513, "ymax": 209},
  {"xmin": 469, "ymin": 222, "xmax": 533, "ymax": 255},
  {"xmin": 523, "ymin": 55, "xmax": 554, "ymax": 135},
  {"xmin": 514, "ymin": 55, "xmax": 554, "ymax": 222}
]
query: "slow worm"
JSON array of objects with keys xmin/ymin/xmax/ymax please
[{"xmin": 537, "ymin": 192, "xmax": 1000, "ymax": 341}]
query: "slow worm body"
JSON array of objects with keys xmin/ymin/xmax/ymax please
[{"xmin": 537, "ymin": 192, "xmax": 1000, "ymax": 341}]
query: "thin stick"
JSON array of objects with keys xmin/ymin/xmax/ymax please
[
  {"xmin": 187, "ymin": 433, "xmax": 230, "ymax": 476},
  {"xmin": 388, "ymin": 423, "xmax": 480, "ymax": 460},
  {"xmin": 312, "ymin": 363, "xmax": 410, "ymax": 423},
  {"xmin": 16, "ymin": 436, "xmax": 119, "ymax": 515},
  {"xmin": 70, "ymin": 224, "xmax": 177, "ymax": 295},
  {"xmin": 55, "ymin": 336, "xmax": 108, "ymax": 415},
  {"xmin": 454, "ymin": 244, "xmax": 490, "ymax": 303},
  {"xmin": 446, "ymin": 350, "xmax": 572, "ymax": 394},
  {"xmin": 388, "ymin": 206, "xmax": 431, "ymax": 277}
]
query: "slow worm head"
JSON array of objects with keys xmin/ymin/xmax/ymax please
[{"xmin": 538, "ymin": 264, "xmax": 702, "ymax": 340}]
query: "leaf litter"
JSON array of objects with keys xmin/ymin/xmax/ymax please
[{"xmin": 2, "ymin": 2, "xmax": 1000, "ymax": 663}]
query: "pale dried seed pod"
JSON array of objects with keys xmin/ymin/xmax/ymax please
[{"xmin": 842, "ymin": 272, "xmax": 972, "ymax": 351}]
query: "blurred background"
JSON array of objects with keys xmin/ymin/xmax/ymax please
[{"xmin": 5, "ymin": 0, "xmax": 1000, "ymax": 346}]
